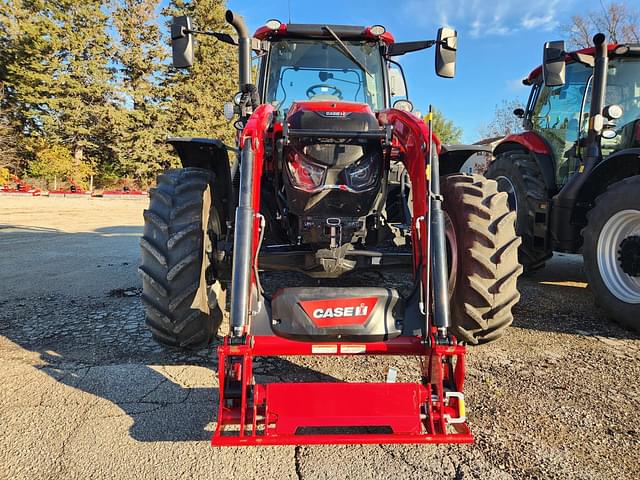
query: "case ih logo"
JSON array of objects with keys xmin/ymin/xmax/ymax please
[{"xmin": 299, "ymin": 297, "xmax": 377, "ymax": 327}]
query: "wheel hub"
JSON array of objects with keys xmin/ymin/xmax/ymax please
[
  {"xmin": 597, "ymin": 209, "xmax": 640, "ymax": 304},
  {"xmin": 618, "ymin": 235, "xmax": 640, "ymax": 277}
]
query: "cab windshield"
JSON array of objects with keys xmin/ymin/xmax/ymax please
[{"xmin": 264, "ymin": 39, "xmax": 386, "ymax": 112}]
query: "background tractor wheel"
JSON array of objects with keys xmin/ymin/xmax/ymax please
[
  {"xmin": 486, "ymin": 151, "xmax": 552, "ymax": 271},
  {"xmin": 583, "ymin": 176, "xmax": 640, "ymax": 332},
  {"xmin": 140, "ymin": 168, "xmax": 226, "ymax": 348},
  {"xmin": 442, "ymin": 174, "xmax": 523, "ymax": 345}
]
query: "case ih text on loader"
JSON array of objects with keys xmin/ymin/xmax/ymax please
[
  {"xmin": 486, "ymin": 34, "xmax": 640, "ymax": 332},
  {"xmin": 139, "ymin": 10, "xmax": 522, "ymax": 445}
]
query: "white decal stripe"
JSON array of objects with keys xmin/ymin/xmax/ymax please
[
  {"xmin": 311, "ymin": 344, "xmax": 338, "ymax": 354},
  {"xmin": 340, "ymin": 344, "xmax": 366, "ymax": 354}
]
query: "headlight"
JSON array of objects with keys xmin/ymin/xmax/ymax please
[
  {"xmin": 346, "ymin": 155, "xmax": 380, "ymax": 190},
  {"xmin": 286, "ymin": 152, "xmax": 326, "ymax": 192}
]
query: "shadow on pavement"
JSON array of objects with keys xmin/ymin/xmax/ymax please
[
  {"xmin": 0, "ymin": 224, "xmax": 339, "ymax": 443},
  {"xmin": 0, "ymin": 225, "xmax": 343, "ymax": 443}
]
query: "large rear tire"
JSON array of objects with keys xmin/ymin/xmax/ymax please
[
  {"xmin": 140, "ymin": 168, "xmax": 226, "ymax": 348},
  {"xmin": 486, "ymin": 151, "xmax": 552, "ymax": 270},
  {"xmin": 583, "ymin": 176, "xmax": 640, "ymax": 332},
  {"xmin": 442, "ymin": 174, "xmax": 523, "ymax": 345}
]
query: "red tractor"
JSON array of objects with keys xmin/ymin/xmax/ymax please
[
  {"xmin": 140, "ymin": 10, "xmax": 521, "ymax": 445},
  {"xmin": 486, "ymin": 34, "xmax": 640, "ymax": 332}
]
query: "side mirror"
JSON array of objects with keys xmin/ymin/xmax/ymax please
[
  {"xmin": 543, "ymin": 40, "xmax": 566, "ymax": 86},
  {"xmin": 388, "ymin": 68, "xmax": 407, "ymax": 97},
  {"xmin": 513, "ymin": 108, "xmax": 525, "ymax": 118},
  {"xmin": 171, "ymin": 16, "xmax": 194, "ymax": 68},
  {"xmin": 435, "ymin": 27, "xmax": 457, "ymax": 78}
]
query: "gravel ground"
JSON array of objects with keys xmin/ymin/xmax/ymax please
[{"xmin": 0, "ymin": 195, "xmax": 638, "ymax": 480}]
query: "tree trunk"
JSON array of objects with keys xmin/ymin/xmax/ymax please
[{"xmin": 74, "ymin": 145, "xmax": 83, "ymax": 163}]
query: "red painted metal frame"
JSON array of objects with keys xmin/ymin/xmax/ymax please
[
  {"xmin": 498, "ymin": 131, "xmax": 551, "ymax": 156},
  {"xmin": 525, "ymin": 43, "xmax": 621, "ymax": 84},
  {"xmin": 213, "ymin": 335, "xmax": 471, "ymax": 446},
  {"xmin": 211, "ymin": 105, "xmax": 472, "ymax": 446},
  {"xmin": 288, "ymin": 100, "xmax": 374, "ymax": 115}
]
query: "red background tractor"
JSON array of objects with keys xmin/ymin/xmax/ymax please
[{"xmin": 486, "ymin": 35, "xmax": 640, "ymax": 332}]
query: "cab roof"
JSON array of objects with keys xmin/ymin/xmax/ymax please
[
  {"xmin": 254, "ymin": 23, "xmax": 395, "ymax": 45},
  {"xmin": 524, "ymin": 43, "xmax": 640, "ymax": 85}
]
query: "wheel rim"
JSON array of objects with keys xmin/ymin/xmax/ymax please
[
  {"xmin": 444, "ymin": 211, "xmax": 458, "ymax": 294},
  {"xmin": 596, "ymin": 209, "xmax": 640, "ymax": 304},
  {"xmin": 495, "ymin": 175, "xmax": 518, "ymax": 213}
]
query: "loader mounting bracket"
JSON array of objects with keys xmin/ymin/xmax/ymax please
[{"xmin": 212, "ymin": 335, "xmax": 472, "ymax": 446}]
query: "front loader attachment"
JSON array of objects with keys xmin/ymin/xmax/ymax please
[
  {"xmin": 212, "ymin": 336, "xmax": 471, "ymax": 446},
  {"xmin": 210, "ymin": 105, "xmax": 473, "ymax": 446}
]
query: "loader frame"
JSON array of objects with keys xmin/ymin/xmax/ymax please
[{"xmin": 212, "ymin": 104, "xmax": 471, "ymax": 445}]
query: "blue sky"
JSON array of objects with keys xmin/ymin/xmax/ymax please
[{"xmin": 225, "ymin": 0, "xmax": 605, "ymax": 142}]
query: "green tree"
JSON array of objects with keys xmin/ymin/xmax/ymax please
[
  {"xmin": 26, "ymin": 140, "xmax": 93, "ymax": 187},
  {"xmin": 165, "ymin": 0, "xmax": 237, "ymax": 146},
  {"xmin": 111, "ymin": 0, "xmax": 173, "ymax": 182},
  {"xmin": 0, "ymin": 101, "xmax": 21, "ymax": 175},
  {"xmin": 0, "ymin": 0, "xmax": 60, "ymax": 134},
  {"xmin": 430, "ymin": 108, "xmax": 463, "ymax": 144},
  {"xmin": 1, "ymin": 1, "xmax": 117, "ymax": 182}
]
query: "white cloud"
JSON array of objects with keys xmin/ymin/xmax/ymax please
[
  {"xmin": 521, "ymin": 13, "xmax": 558, "ymax": 31},
  {"xmin": 403, "ymin": 0, "xmax": 568, "ymax": 37},
  {"xmin": 507, "ymin": 77, "xmax": 528, "ymax": 91}
]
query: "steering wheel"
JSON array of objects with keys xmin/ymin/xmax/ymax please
[{"xmin": 306, "ymin": 84, "xmax": 343, "ymax": 99}]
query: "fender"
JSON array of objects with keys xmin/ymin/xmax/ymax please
[
  {"xmin": 493, "ymin": 133, "xmax": 557, "ymax": 194},
  {"xmin": 439, "ymin": 144, "xmax": 491, "ymax": 176},
  {"xmin": 548, "ymin": 148, "xmax": 640, "ymax": 253},
  {"xmin": 495, "ymin": 132, "xmax": 551, "ymax": 156},
  {"xmin": 167, "ymin": 137, "xmax": 235, "ymax": 220},
  {"xmin": 576, "ymin": 148, "xmax": 640, "ymax": 205}
]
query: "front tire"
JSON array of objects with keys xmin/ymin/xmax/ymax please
[
  {"xmin": 486, "ymin": 151, "xmax": 552, "ymax": 270},
  {"xmin": 583, "ymin": 176, "xmax": 640, "ymax": 332},
  {"xmin": 140, "ymin": 168, "xmax": 226, "ymax": 348},
  {"xmin": 442, "ymin": 174, "xmax": 523, "ymax": 345}
]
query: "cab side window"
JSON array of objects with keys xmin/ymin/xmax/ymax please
[{"xmin": 531, "ymin": 62, "xmax": 591, "ymax": 186}]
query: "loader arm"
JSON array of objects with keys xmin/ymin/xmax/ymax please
[{"xmin": 213, "ymin": 107, "xmax": 471, "ymax": 445}]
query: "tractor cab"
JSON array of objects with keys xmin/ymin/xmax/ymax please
[
  {"xmin": 258, "ymin": 26, "xmax": 390, "ymax": 112},
  {"xmin": 521, "ymin": 44, "xmax": 640, "ymax": 188},
  {"xmin": 250, "ymin": 21, "xmax": 455, "ymax": 115},
  {"xmin": 486, "ymin": 35, "xmax": 640, "ymax": 333}
]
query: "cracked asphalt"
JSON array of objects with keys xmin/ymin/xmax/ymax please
[{"xmin": 1, "ymin": 195, "xmax": 639, "ymax": 480}]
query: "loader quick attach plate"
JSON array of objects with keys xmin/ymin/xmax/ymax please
[
  {"xmin": 212, "ymin": 336, "xmax": 473, "ymax": 446},
  {"xmin": 270, "ymin": 287, "xmax": 403, "ymax": 341}
]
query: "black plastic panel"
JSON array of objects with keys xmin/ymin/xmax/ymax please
[{"xmin": 271, "ymin": 287, "xmax": 403, "ymax": 341}]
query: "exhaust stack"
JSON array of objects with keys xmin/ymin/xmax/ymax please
[{"xmin": 225, "ymin": 10, "xmax": 251, "ymax": 90}]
